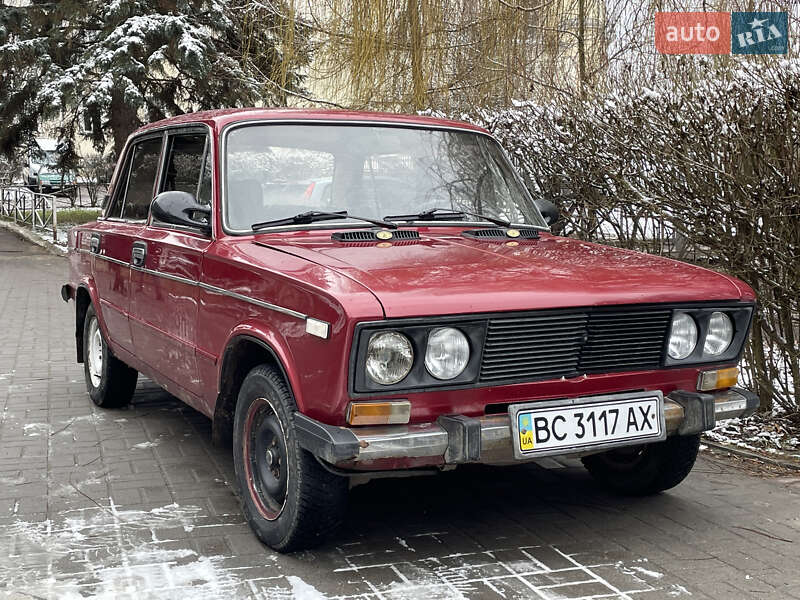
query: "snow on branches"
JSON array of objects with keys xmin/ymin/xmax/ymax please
[
  {"xmin": 0, "ymin": 0, "xmax": 308, "ymax": 157},
  {"xmin": 474, "ymin": 59, "xmax": 800, "ymax": 412}
]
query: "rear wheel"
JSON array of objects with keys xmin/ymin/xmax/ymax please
[
  {"xmin": 581, "ymin": 434, "xmax": 700, "ymax": 495},
  {"xmin": 233, "ymin": 364, "xmax": 348, "ymax": 552},
  {"xmin": 82, "ymin": 305, "xmax": 138, "ymax": 408}
]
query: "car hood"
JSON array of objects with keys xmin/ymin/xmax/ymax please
[{"xmin": 255, "ymin": 231, "xmax": 749, "ymax": 318}]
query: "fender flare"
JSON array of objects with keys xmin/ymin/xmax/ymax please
[
  {"xmin": 218, "ymin": 323, "xmax": 302, "ymax": 400},
  {"xmin": 212, "ymin": 328, "xmax": 302, "ymax": 446},
  {"xmin": 74, "ymin": 279, "xmax": 115, "ymax": 362},
  {"xmin": 76, "ymin": 279, "xmax": 112, "ymax": 340},
  {"xmin": 222, "ymin": 333, "xmax": 298, "ymax": 399}
]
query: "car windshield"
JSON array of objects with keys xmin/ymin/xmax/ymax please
[
  {"xmin": 31, "ymin": 149, "xmax": 58, "ymax": 169},
  {"xmin": 224, "ymin": 124, "xmax": 547, "ymax": 232}
]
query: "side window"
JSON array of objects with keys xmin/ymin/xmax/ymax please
[
  {"xmin": 120, "ymin": 137, "xmax": 163, "ymax": 221},
  {"xmin": 103, "ymin": 151, "xmax": 131, "ymax": 219},
  {"xmin": 160, "ymin": 133, "xmax": 212, "ymax": 207},
  {"xmin": 197, "ymin": 146, "xmax": 212, "ymax": 207}
]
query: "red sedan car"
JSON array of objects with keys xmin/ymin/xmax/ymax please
[{"xmin": 62, "ymin": 109, "xmax": 758, "ymax": 551}]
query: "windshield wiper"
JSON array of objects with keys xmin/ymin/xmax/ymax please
[
  {"xmin": 252, "ymin": 210, "xmax": 398, "ymax": 232},
  {"xmin": 384, "ymin": 207, "xmax": 511, "ymax": 228}
]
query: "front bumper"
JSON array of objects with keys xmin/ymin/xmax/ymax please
[{"xmin": 296, "ymin": 387, "xmax": 759, "ymax": 469}]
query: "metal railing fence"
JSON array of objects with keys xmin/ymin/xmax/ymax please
[{"xmin": 0, "ymin": 186, "xmax": 59, "ymax": 242}]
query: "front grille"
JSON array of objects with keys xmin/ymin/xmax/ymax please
[
  {"xmin": 579, "ymin": 310, "xmax": 672, "ymax": 373},
  {"xmin": 479, "ymin": 308, "xmax": 671, "ymax": 384}
]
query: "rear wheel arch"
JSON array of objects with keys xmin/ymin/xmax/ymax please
[
  {"xmin": 212, "ymin": 335, "xmax": 297, "ymax": 447},
  {"xmin": 82, "ymin": 303, "xmax": 138, "ymax": 408},
  {"xmin": 74, "ymin": 286, "xmax": 92, "ymax": 363}
]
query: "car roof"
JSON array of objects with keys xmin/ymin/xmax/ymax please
[
  {"xmin": 34, "ymin": 138, "xmax": 59, "ymax": 151},
  {"xmin": 135, "ymin": 108, "xmax": 489, "ymax": 136}
]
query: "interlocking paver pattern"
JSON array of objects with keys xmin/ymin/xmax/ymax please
[{"xmin": 0, "ymin": 226, "xmax": 798, "ymax": 599}]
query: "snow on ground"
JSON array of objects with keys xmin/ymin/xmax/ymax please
[
  {"xmin": 30, "ymin": 224, "xmax": 69, "ymax": 251},
  {"xmin": 706, "ymin": 412, "xmax": 800, "ymax": 458},
  {"xmin": 0, "ymin": 501, "xmax": 695, "ymax": 600},
  {"xmin": 0, "ymin": 502, "xmax": 240, "ymax": 599},
  {"xmin": 705, "ymin": 361, "xmax": 800, "ymax": 460}
]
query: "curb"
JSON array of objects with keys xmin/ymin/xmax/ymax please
[
  {"xmin": 702, "ymin": 439, "xmax": 800, "ymax": 472},
  {"xmin": 0, "ymin": 219, "xmax": 67, "ymax": 256}
]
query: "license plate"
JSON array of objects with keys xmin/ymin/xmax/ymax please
[{"xmin": 509, "ymin": 392, "xmax": 666, "ymax": 459}]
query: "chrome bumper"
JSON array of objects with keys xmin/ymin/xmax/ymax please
[{"xmin": 295, "ymin": 387, "xmax": 759, "ymax": 468}]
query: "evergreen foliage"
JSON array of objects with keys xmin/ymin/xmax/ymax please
[{"xmin": 0, "ymin": 0, "xmax": 310, "ymax": 162}]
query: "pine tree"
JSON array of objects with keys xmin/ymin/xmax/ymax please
[{"xmin": 0, "ymin": 0, "xmax": 310, "ymax": 163}]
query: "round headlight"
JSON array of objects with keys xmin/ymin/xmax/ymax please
[
  {"xmin": 668, "ymin": 312, "xmax": 698, "ymax": 360},
  {"xmin": 704, "ymin": 311, "xmax": 733, "ymax": 356},
  {"xmin": 365, "ymin": 331, "xmax": 413, "ymax": 385},
  {"xmin": 425, "ymin": 327, "xmax": 470, "ymax": 380}
]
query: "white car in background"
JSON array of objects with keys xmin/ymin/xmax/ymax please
[{"xmin": 23, "ymin": 137, "xmax": 76, "ymax": 193}]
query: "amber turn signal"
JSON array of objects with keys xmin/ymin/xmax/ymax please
[
  {"xmin": 347, "ymin": 401, "xmax": 411, "ymax": 425},
  {"xmin": 697, "ymin": 367, "xmax": 739, "ymax": 392}
]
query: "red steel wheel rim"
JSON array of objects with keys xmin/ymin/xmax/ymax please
[{"xmin": 242, "ymin": 397, "xmax": 289, "ymax": 521}]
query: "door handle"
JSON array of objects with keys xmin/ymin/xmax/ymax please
[
  {"xmin": 90, "ymin": 233, "xmax": 101, "ymax": 254},
  {"xmin": 131, "ymin": 242, "xmax": 147, "ymax": 267}
]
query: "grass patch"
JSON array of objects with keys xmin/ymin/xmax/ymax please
[
  {"xmin": 1, "ymin": 208, "xmax": 100, "ymax": 226},
  {"xmin": 55, "ymin": 208, "xmax": 101, "ymax": 224}
]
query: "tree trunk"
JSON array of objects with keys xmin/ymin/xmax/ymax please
[
  {"xmin": 407, "ymin": 0, "xmax": 425, "ymax": 111},
  {"xmin": 109, "ymin": 90, "xmax": 141, "ymax": 158},
  {"xmin": 577, "ymin": 0, "xmax": 587, "ymax": 99}
]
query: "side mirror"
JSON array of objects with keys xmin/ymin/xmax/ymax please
[
  {"xmin": 534, "ymin": 198, "xmax": 560, "ymax": 227},
  {"xmin": 151, "ymin": 191, "xmax": 211, "ymax": 234}
]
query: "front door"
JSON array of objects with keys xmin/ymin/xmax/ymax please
[
  {"xmin": 90, "ymin": 134, "xmax": 163, "ymax": 354},
  {"xmin": 129, "ymin": 128, "xmax": 213, "ymax": 405}
]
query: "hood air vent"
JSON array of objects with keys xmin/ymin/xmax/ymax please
[
  {"xmin": 462, "ymin": 228, "xmax": 540, "ymax": 240},
  {"xmin": 332, "ymin": 229, "xmax": 420, "ymax": 242}
]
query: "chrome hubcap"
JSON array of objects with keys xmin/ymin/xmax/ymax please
[{"xmin": 87, "ymin": 317, "xmax": 103, "ymax": 388}]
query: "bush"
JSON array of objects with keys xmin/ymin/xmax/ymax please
[
  {"xmin": 76, "ymin": 154, "xmax": 113, "ymax": 207},
  {"xmin": 475, "ymin": 59, "xmax": 800, "ymax": 413}
]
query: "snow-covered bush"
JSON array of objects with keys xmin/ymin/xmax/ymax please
[{"xmin": 475, "ymin": 59, "xmax": 800, "ymax": 413}]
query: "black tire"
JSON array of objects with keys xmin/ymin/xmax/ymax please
[
  {"xmin": 233, "ymin": 364, "xmax": 348, "ymax": 552},
  {"xmin": 581, "ymin": 434, "xmax": 700, "ymax": 496},
  {"xmin": 82, "ymin": 304, "xmax": 138, "ymax": 408}
]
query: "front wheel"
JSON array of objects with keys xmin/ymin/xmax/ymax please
[
  {"xmin": 82, "ymin": 305, "xmax": 138, "ymax": 408},
  {"xmin": 581, "ymin": 434, "xmax": 700, "ymax": 496},
  {"xmin": 233, "ymin": 365, "xmax": 348, "ymax": 552}
]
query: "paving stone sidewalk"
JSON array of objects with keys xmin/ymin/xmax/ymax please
[{"xmin": 0, "ymin": 226, "xmax": 798, "ymax": 600}]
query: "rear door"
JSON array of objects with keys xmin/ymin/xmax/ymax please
[
  {"xmin": 129, "ymin": 128, "xmax": 213, "ymax": 405},
  {"xmin": 90, "ymin": 134, "xmax": 163, "ymax": 354}
]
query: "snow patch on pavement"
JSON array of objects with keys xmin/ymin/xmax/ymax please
[
  {"xmin": 668, "ymin": 583, "xmax": 693, "ymax": 596},
  {"xmin": 396, "ymin": 536, "xmax": 415, "ymax": 552},
  {"xmin": 132, "ymin": 440, "xmax": 161, "ymax": 449},
  {"xmin": 23, "ymin": 422, "xmax": 50, "ymax": 436},
  {"xmin": 631, "ymin": 565, "xmax": 664, "ymax": 579},
  {"xmin": 287, "ymin": 575, "xmax": 328, "ymax": 599},
  {"xmin": 0, "ymin": 502, "xmax": 241, "ymax": 598},
  {"xmin": 327, "ymin": 542, "xmax": 684, "ymax": 600}
]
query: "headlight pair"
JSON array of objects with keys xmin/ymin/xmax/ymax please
[
  {"xmin": 667, "ymin": 310, "xmax": 739, "ymax": 362},
  {"xmin": 366, "ymin": 327, "xmax": 470, "ymax": 385}
]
